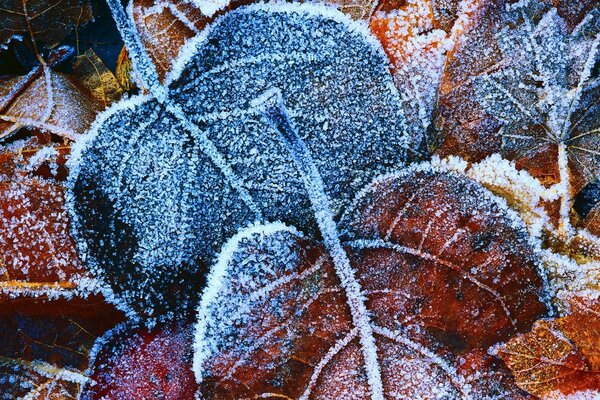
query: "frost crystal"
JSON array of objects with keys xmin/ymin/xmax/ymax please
[{"xmin": 68, "ymin": 3, "xmax": 408, "ymax": 320}]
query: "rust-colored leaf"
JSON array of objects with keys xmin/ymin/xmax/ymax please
[
  {"xmin": 72, "ymin": 48, "xmax": 124, "ymax": 107},
  {"xmin": 0, "ymin": 138, "xmax": 92, "ymax": 300},
  {"xmin": 81, "ymin": 322, "xmax": 198, "ymax": 400},
  {"xmin": 495, "ymin": 295, "xmax": 600, "ymax": 398},
  {"xmin": 435, "ymin": 1, "xmax": 600, "ymax": 232},
  {"xmin": 131, "ymin": 0, "xmax": 210, "ymax": 81},
  {"xmin": 194, "ymin": 166, "xmax": 548, "ymax": 399},
  {"xmin": 0, "ymin": 0, "xmax": 92, "ymax": 50}
]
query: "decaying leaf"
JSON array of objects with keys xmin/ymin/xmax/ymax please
[
  {"xmin": 435, "ymin": 0, "xmax": 600, "ymax": 233},
  {"xmin": 72, "ymin": 49, "xmax": 123, "ymax": 107},
  {"xmin": 370, "ymin": 0, "xmax": 482, "ymax": 157},
  {"xmin": 80, "ymin": 322, "xmax": 197, "ymax": 399},
  {"xmin": 0, "ymin": 137, "xmax": 96, "ymax": 301},
  {"xmin": 115, "ymin": 46, "xmax": 135, "ymax": 91},
  {"xmin": 68, "ymin": 3, "xmax": 409, "ymax": 321},
  {"xmin": 0, "ymin": 295, "xmax": 124, "ymax": 399},
  {"xmin": 193, "ymin": 165, "xmax": 549, "ymax": 399},
  {"xmin": 0, "ymin": 68, "xmax": 101, "ymax": 140},
  {"xmin": 0, "ymin": 0, "xmax": 93, "ymax": 50},
  {"xmin": 494, "ymin": 294, "xmax": 600, "ymax": 398},
  {"xmin": 132, "ymin": 0, "xmax": 210, "ymax": 80}
]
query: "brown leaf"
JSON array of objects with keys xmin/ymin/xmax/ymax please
[
  {"xmin": 495, "ymin": 295, "xmax": 600, "ymax": 398},
  {"xmin": 72, "ymin": 49, "xmax": 124, "ymax": 107},
  {"xmin": 131, "ymin": 0, "xmax": 210, "ymax": 81},
  {"xmin": 115, "ymin": 46, "xmax": 135, "ymax": 92},
  {"xmin": 0, "ymin": 138, "xmax": 92, "ymax": 300},
  {"xmin": 0, "ymin": 69, "xmax": 101, "ymax": 140},
  {"xmin": 0, "ymin": 0, "xmax": 92, "ymax": 50},
  {"xmin": 194, "ymin": 167, "xmax": 548, "ymax": 399}
]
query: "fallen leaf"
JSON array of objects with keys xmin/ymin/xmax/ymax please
[
  {"xmin": 131, "ymin": 0, "xmax": 210, "ymax": 80},
  {"xmin": 193, "ymin": 164, "xmax": 549, "ymax": 399},
  {"xmin": 435, "ymin": 1, "xmax": 600, "ymax": 233},
  {"xmin": 115, "ymin": 46, "xmax": 135, "ymax": 91},
  {"xmin": 0, "ymin": 0, "xmax": 92, "ymax": 51},
  {"xmin": 80, "ymin": 321, "xmax": 197, "ymax": 400},
  {"xmin": 494, "ymin": 294, "xmax": 600, "ymax": 398},
  {"xmin": 72, "ymin": 48, "xmax": 124, "ymax": 107},
  {"xmin": 0, "ymin": 68, "xmax": 101, "ymax": 140},
  {"xmin": 0, "ymin": 138, "xmax": 95, "ymax": 301},
  {"xmin": 69, "ymin": 3, "xmax": 409, "ymax": 321}
]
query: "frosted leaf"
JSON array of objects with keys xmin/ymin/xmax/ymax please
[
  {"xmin": 494, "ymin": 294, "xmax": 600, "ymax": 398},
  {"xmin": 80, "ymin": 322, "xmax": 197, "ymax": 399},
  {"xmin": 436, "ymin": 1, "xmax": 600, "ymax": 231},
  {"xmin": 0, "ymin": 138, "xmax": 97, "ymax": 301},
  {"xmin": 0, "ymin": 69, "xmax": 101, "ymax": 140},
  {"xmin": 68, "ymin": 3, "xmax": 408, "ymax": 320},
  {"xmin": 131, "ymin": 0, "xmax": 211, "ymax": 80},
  {"xmin": 194, "ymin": 165, "xmax": 549, "ymax": 399}
]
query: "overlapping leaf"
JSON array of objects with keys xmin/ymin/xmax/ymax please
[
  {"xmin": 495, "ymin": 295, "xmax": 600, "ymax": 398},
  {"xmin": 68, "ymin": 3, "xmax": 409, "ymax": 320},
  {"xmin": 0, "ymin": 65, "xmax": 101, "ymax": 140},
  {"xmin": 80, "ymin": 322, "xmax": 197, "ymax": 399},
  {"xmin": 436, "ymin": 0, "xmax": 600, "ymax": 198},
  {"xmin": 0, "ymin": 135, "xmax": 95, "ymax": 300},
  {"xmin": 194, "ymin": 165, "xmax": 548, "ymax": 399}
]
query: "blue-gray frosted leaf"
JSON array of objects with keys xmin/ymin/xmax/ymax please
[{"xmin": 68, "ymin": 3, "xmax": 409, "ymax": 320}]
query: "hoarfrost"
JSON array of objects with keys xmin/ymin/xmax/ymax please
[{"xmin": 68, "ymin": 3, "xmax": 408, "ymax": 320}]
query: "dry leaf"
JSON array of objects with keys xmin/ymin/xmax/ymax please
[
  {"xmin": 72, "ymin": 49, "xmax": 124, "ymax": 107},
  {"xmin": 132, "ymin": 0, "xmax": 210, "ymax": 80},
  {"xmin": 495, "ymin": 295, "xmax": 600, "ymax": 398},
  {"xmin": 435, "ymin": 0, "xmax": 600, "ymax": 233},
  {"xmin": 0, "ymin": 0, "xmax": 92, "ymax": 50},
  {"xmin": 0, "ymin": 137, "xmax": 96, "ymax": 300},
  {"xmin": 0, "ymin": 69, "xmax": 101, "ymax": 140},
  {"xmin": 193, "ymin": 166, "xmax": 549, "ymax": 399},
  {"xmin": 115, "ymin": 46, "xmax": 135, "ymax": 91}
]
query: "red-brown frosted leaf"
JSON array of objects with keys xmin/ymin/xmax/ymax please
[
  {"xmin": 494, "ymin": 295, "xmax": 600, "ymax": 398},
  {"xmin": 81, "ymin": 322, "xmax": 198, "ymax": 400},
  {"xmin": 131, "ymin": 0, "xmax": 210, "ymax": 81},
  {"xmin": 0, "ymin": 137, "xmax": 91, "ymax": 300},
  {"xmin": 455, "ymin": 349, "xmax": 534, "ymax": 399},
  {"xmin": 194, "ymin": 167, "xmax": 549, "ymax": 399},
  {"xmin": 0, "ymin": 69, "xmax": 101, "ymax": 140}
]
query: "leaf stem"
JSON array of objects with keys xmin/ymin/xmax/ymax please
[
  {"xmin": 256, "ymin": 89, "xmax": 385, "ymax": 400},
  {"xmin": 105, "ymin": 0, "xmax": 166, "ymax": 101}
]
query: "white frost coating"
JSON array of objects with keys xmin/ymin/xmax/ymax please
[
  {"xmin": 71, "ymin": 2, "xmax": 408, "ymax": 320},
  {"xmin": 166, "ymin": 1, "xmax": 396, "ymax": 90},
  {"xmin": 540, "ymin": 249, "xmax": 600, "ymax": 313},
  {"xmin": 193, "ymin": 221, "xmax": 301, "ymax": 382},
  {"xmin": 372, "ymin": 325, "xmax": 470, "ymax": 399},
  {"xmin": 259, "ymin": 90, "xmax": 384, "ymax": 399},
  {"xmin": 189, "ymin": 0, "xmax": 230, "ymax": 17},
  {"xmin": 0, "ymin": 357, "xmax": 91, "ymax": 385}
]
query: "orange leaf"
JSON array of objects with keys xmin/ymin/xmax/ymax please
[{"xmin": 495, "ymin": 295, "xmax": 600, "ymax": 398}]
